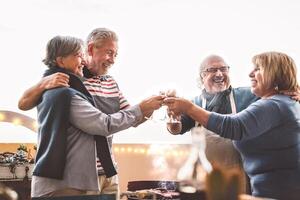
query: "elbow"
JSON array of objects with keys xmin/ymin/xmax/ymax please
[
  {"xmin": 133, "ymin": 117, "xmax": 146, "ymax": 127},
  {"xmin": 100, "ymin": 117, "xmax": 113, "ymax": 136},
  {"xmin": 18, "ymin": 99, "xmax": 33, "ymax": 111},
  {"xmin": 18, "ymin": 99, "xmax": 28, "ymax": 111}
]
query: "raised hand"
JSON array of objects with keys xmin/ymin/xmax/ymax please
[
  {"xmin": 162, "ymin": 89, "xmax": 182, "ymax": 122},
  {"xmin": 164, "ymin": 97, "xmax": 192, "ymax": 116},
  {"xmin": 138, "ymin": 95, "xmax": 165, "ymax": 118}
]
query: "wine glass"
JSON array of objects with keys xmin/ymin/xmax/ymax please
[
  {"xmin": 146, "ymin": 89, "xmax": 182, "ymax": 131},
  {"xmin": 146, "ymin": 89, "xmax": 180, "ymax": 123},
  {"xmin": 163, "ymin": 89, "xmax": 182, "ymax": 135}
]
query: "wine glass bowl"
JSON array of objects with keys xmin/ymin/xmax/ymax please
[
  {"xmin": 146, "ymin": 90, "xmax": 182, "ymax": 132},
  {"xmin": 163, "ymin": 89, "xmax": 183, "ymax": 135}
]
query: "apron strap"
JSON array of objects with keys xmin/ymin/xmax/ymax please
[{"xmin": 194, "ymin": 90, "xmax": 237, "ymax": 127}]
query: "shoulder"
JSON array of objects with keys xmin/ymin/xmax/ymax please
[
  {"xmin": 265, "ymin": 94, "xmax": 293, "ymax": 106},
  {"xmin": 43, "ymin": 87, "xmax": 80, "ymax": 101},
  {"xmin": 192, "ymin": 95, "xmax": 202, "ymax": 106},
  {"xmin": 106, "ymin": 74, "xmax": 114, "ymax": 80},
  {"xmin": 105, "ymin": 75, "xmax": 122, "ymax": 91},
  {"xmin": 44, "ymin": 87, "xmax": 71, "ymax": 96},
  {"xmin": 269, "ymin": 94, "xmax": 299, "ymax": 109},
  {"xmin": 232, "ymin": 87, "xmax": 259, "ymax": 111},
  {"xmin": 233, "ymin": 87, "xmax": 258, "ymax": 101},
  {"xmin": 250, "ymin": 95, "xmax": 296, "ymax": 114},
  {"xmin": 38, "ymin": 88, "xmax": 79, "ymax": 111},
  {"xmin": 106, "ymin": 75, "xmax": 119, "ymax": 85},
  {"xmin": 233, "ymin": 86, "xmax": 252, "ymax": 96}
]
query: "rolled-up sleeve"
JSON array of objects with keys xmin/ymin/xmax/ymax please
[{"xmin": 69, "ymin": 95, "xmax": 143, "ymax": 136}]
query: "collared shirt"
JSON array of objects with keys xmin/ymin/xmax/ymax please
[{"xmin": 83, "ymin": 75, "xmax": 130, "ymax": 175}]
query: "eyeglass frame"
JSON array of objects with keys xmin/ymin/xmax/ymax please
[{"xmin": 202, "ymin": 66, "xmax": 230, "ymax": 73}]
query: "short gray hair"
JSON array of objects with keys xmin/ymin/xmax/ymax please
[
  {"xmin": 43, "ymin": 35, "xmax": 83, "ymax": 68},
  {"xmin": 86, "ymin": 28, "xmax": 118, "ymax": 49}
]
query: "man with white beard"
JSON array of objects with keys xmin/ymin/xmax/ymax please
[{"xmin": 168, "ymin": 55, "xmax": 258, "ymax": 193}]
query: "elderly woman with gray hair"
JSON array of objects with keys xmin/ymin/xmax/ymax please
[
  {"xmin": 165, "ymin": 51, "xmax": 300, "ymax": 199},
  {"xmin": 30, "ymin": 35, "xmax": 164, "ymax": 198}
]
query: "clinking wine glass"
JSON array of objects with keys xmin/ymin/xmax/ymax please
[
  {"xmin": 164, "ymin": 89, "xmax": 182, "ymax": 135},
  {"xmin": 166, "ymin": 109, "xmax": 182, "ymax": 135},
  {"xmin": 146, "ymin": 89, "xmax": 182, "ymax": 133}
]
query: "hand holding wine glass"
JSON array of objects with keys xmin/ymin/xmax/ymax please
[
  {"xmin": 162, "ymin": 89, "xmax": 183, "ymax": 135},
  {"xmin": 139, "ymin": 94, "xmax": 165, "ymax": 119}
]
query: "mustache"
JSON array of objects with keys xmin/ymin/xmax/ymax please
[{"xmin": 212, "ymin": 77, "xmax": 225, "ymax": 82}]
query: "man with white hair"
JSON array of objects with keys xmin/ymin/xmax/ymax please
[{"xmin": 168, "ymin": 55, "xmax": 258, "ymax": 193}]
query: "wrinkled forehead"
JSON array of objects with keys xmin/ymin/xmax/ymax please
[
  {"xmin": 205, "ymin": 59, "xmax": 227, "ymax": 68},
  {"xmin": 95, "ymin": 38, "xmax": 118, "ymax": 47}
]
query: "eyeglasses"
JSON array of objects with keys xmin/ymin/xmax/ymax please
[{"xmin": 202, "ymin": 66, "xmax": 230, "ymax": 73}]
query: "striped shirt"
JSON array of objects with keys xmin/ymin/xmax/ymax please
[{"xmin": 83, "ymin": 75, "xmax": 129, "ymax": 175}]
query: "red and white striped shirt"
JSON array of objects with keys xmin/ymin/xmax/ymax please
[{"xmin": 83, "ymin": 75, "xmax": 129, "ymax": 175}]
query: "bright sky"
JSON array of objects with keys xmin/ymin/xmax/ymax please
[{"xmin": 1, "ymin": 0, "xmax": 300, "ymax": 143}]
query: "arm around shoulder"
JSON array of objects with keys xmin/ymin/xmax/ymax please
[
  {"xmin": 18, "ymin": 80, "xmax": 48, "ymax": 110},
  {"xmin": 18, "ymin": 73, "xmax": 70, "ymax": 110}
]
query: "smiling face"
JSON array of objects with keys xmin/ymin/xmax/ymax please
[
  {"xmin": 56, "ymin": 49, "xmax": 85, "ymax": 77},
  {"xmin": 87, "ymin": 39, "xmax": 118, "ymax": 76},
  {"xmin": 249, "ymin": 52, "xmax": 298, "ymax": 98},
  {"xmin": 200, "ymin": 58, "xmax": 230, "ymax": 94},
  {"xmin": 43, "ymin": 36, "xmax": 85, "ymax": 76},
  {"xmin": 248, "ymin": 64, "xmax": 268, "ymax": 97},
  {"xmin": 249, "ymin": 63, "xmax": 279, "ymax": 98}
]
